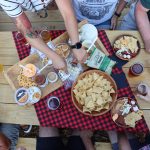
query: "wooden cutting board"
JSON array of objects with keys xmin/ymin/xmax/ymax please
[{"xmin": 4, "ymin": 54, "xmax": 63, "ymax": 99}]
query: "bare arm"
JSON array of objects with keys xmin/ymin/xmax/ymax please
[
  {"xmin": 12, "ymin": 12, "xmax": 66, "ymax": 70},
  {"xmin": 111, "ymin": 0, "xmax": 128, "ymax": 29},
  {"xmin": 55, "ymin": 0, "xmax": 79, "ymax": 45},
  {"xmin": 135, "ymin": 1, "xmax": 150, "ymax": 52},
  {"xmin": 55, "ymin": 0, "xmax": 87, "ymax": 63}
]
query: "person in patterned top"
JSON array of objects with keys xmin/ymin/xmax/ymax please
[{"xmin": 0, "ymin": 0, "xmax": 87, "ymax": 71}]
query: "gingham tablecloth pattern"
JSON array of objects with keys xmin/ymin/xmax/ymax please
[{"xmin": 12, "ymin": 30, "xmax": 149, "ymax": 133}]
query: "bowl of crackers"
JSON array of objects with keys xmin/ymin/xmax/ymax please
[
  {"xmin": 71, "ymin": 70, "xmax": 117, "ymax": 116},
  {"xmin": 55, "ymin": 43, "xmax": 70, "ymax": 58},
  {"xmin": 113, "ymin": 35, "xmax": 140, "ymax": 61},
  {"xmin": 111, "ymin": 97, "xmax": 143, "ymax": 128}
]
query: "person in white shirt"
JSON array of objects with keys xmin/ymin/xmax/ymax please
[
  {"xmin": 72, "ymin": 0, "xmax": 131, "ymax": 30},
  {"xmin": 0, "ymin": 0, "xmax": 87, "ymax": 71}
]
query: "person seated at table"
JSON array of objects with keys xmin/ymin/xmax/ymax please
[
  {"xmin": 107, "ymin": 130, "xmax": 150, "ymax": 150},
  {"xmin": 0, "ymin": 0, "xmax": 87, "ymax": 71},
  {"xmin": 0, "ymin": 123, "xmax": 26, "ymax": 150},
  {"xmin": 118, "ymin": 0, "xmax": 150, "ymax": 53},
  {"xmin": 71, "ymin": 0, "xmax": 131, "ymax": 30},
  {"xmin": 36, "ymin": 126, "xmax": 95, "ymax": 150}
]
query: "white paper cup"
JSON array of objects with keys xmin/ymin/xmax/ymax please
[{"xmin": 47, "ymin": 72, "xmax": 58, "ymax": 83}]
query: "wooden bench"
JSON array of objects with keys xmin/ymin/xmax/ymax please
[
  {"xmin": 16, "ymin": 138, "xmax": 112, "ymax": 150},
  {"xmin": 0, "ymin": 8, "xmax": 129, "ymax": 31}
]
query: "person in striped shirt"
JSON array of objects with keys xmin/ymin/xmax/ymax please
[{"xmin": 0, "ymin": 0, "xmax": 87, "ymax": 71}]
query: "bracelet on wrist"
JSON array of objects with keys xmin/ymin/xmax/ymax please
[{"xmin": 114, "ymin": 12, "xmax": 121, "ymax": 17}]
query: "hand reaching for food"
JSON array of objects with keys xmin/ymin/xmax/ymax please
[
  {"xmin": 73, "ymin": 47, "xmax": 88, "ymax": 63},
  {"xmin": 51, "ymin": 53, "xmax": 67, "ymax": 72}
]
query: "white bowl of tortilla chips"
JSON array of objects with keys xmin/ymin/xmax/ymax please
[{"xmin": 71, "ymin": 70, "xmax": 117, "ymax": 116}]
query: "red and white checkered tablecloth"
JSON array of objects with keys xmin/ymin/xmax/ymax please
[{"xmin": 12, "ymin": 30, "xmax": 149, "ymax": 133}]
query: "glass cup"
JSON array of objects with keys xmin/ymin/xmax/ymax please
[
  {"xmin": 129, "ymin": 62, "xmax": 144, "ymax": 76},
  {"xmin": 47, "ymin": 96, "xmax": 60, "ymax": 110},
  {"xmin": 15, "ymin": 32, "xmax": 29, "ymax": 46},
  {"xmin": 137, "ymin": 83, "xmax": 148, "ymax": 96},
  {"xmin": 40, "ymin": 30, "xmax": 51, "ymax": 43}
]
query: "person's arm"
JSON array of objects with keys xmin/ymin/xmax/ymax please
[
  {"xmin": 135, "ymin": 1, "xmax": 150, "ymax": 53},
  {"xmin": 12, "ymin": 13, "xmax": 66, "ymax": 70},
  {"xmin": 0, "ymin": 133, "xmax": 11, "ymax": 150},
  {"xmin": 55, "ymin": 0, "xmax": 87, "ymax": 63},
  {"xmin": 111, "ymin": 0, "xmax": 128, "ymax": 30}
]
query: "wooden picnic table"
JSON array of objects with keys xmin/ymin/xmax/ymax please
[{"xmin": 0, "ymin": 30, "xmax": 150, "ymax": 131}]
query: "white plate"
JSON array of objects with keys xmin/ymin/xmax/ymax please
[{"xmin": 28, "ymin": 86, "xmax": 42, "ymax": 104}]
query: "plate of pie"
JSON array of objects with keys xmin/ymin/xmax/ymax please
[{"xmin": 113, "ymin": 35, "xmax": 140, "ymax": 60}]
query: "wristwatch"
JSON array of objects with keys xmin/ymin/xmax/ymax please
[{"xmin": 70, "ymin": 42, "xmax": 82, "ymax": 49}]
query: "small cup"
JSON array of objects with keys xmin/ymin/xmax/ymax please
[
  {"xmin": 129, "ymin": 62, "xmax": 144, "ymax": 76},
  {"xmin": 40, "ymin": 30, "xmax": 51, "ymax": 43},
  {"xmin": 47, "ymin": 96, "xmax": 60, "ymax": 110},
  {"xmin": 137, "ymin": 83, "xmax": 148, "ymax": 96},
  {"xmin": 47, "ymin": 72, "xmax": 58, "ymax": 83}
]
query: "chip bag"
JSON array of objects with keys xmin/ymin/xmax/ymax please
[{"xmin": 85, "ymin": 46, "xmax": 116, "ymax": 74}]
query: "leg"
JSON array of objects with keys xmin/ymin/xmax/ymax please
[
  {"xmin": 118, "ymin": 132, "xmax": 132, "ymax": 150},
  {"xmin": 107, "ymin": 130, "xmax": 119, "ymax": 150},
  {"xmin": 36, "ymin": 127, "xmax": 65, "ymax": 150},
  {"xmin": 67, "ymin": 130, "xmax": 94, "ymax": 150},
  {"xmin": 118, "ymin": 3, "xmax": 138, "ymax": 30},
  {"xmin": 0, "ymin": 123, "xmax": 20, "ymax": 150}
]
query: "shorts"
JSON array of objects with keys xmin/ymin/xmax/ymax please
[
  {"xmin": 112, "ymin": 134, "xmax": 150, "ymax": 150},
  {"xmin": 36, "ymin": 136, "xmax": 86, "ymax": 150}
]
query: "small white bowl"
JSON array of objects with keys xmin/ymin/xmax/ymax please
[{"xmin": 47, "ymin": 72, "xmax": 58, "ymax": 83}]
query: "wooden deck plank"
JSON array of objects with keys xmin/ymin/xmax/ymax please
[
  {"xmin": 0, "ymin": 103, "xmax": 39, "ymax": 125},
  {"xmin": 0, "ymin": 22, "xmax": 65, "ymax": 31},
  {"xmin": 0, "ymin": 84, "xmax": 15, "ymax": 103},
  {"xmin": 95, "ymin": 142, "xmax": 112, "ymax": 150},
  {"xmin": 0, "ymin": 32, "xmax": 15, "ymax": 47},
  {"xmin": 0, "ymin": 10, "xmax": 63, "ymax": 23},
  {"xmin": 17, "ymin": 138, "xmax": 36, "ymax": 150}
]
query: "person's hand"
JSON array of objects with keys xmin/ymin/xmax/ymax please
[
  {"xmin": 0, "ymin": 133, "xmax": 11, "ymax": 150},
  {"xmin": 50, "ymin": 53, "xmax": 67, "ymax": 71},
  {"xmin": 144, "ymin": 39, "xmax": 150, "ymax": 53},
  {"xmin": 137, "ymin": 88, "xmax": 150, "ymax": 103},
  {"xmin": 72, "ymin": 48, "xmax": 88, "ymax": 63},
  {"xmin": 111, "ymin": 15, "xmax": 118, "ymax": 30}
]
